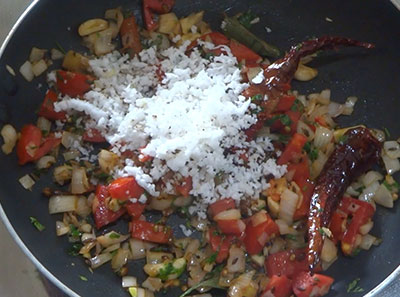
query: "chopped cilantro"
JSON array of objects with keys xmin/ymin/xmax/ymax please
[
  {"xmin": 79, "ymin": 275, "xmax": 88, "ymax": 281},
  {"xmin": 266, "ymin": 114, "xmax": 292, "ymax": 127},
  {"xmin": 383, "ymin": 180, "xmax": 400, "ymax": 192},
  {"xmin": 290, "ymin": 99, "xmax": 305, "ymax": 112},
  {"xmin": 204, "ymin": 252, "xmax": 218, "ymax": 264},
  {"xmin": 94, "ymin": 172, "xmax": 113, "ymax": 183},
  {"xmin": 347, "ymin": 278, "xmax": 364, "ymax": 293},
  {"xmin": 285, "ymin": 234, "xmax": 297, "ymax": 241},
  {"xmin": 237, "ymin": 10, "xmax": 258, "ymax": 29},
  {"xmin": 303, "ymin": 142, "xmax": 318, "ymax": 161},
  {"xmin": 29, "ymin": 217, "xmax": 45, "ymax": 231},
  {"xmin": 67, "ymin": 243, "xmax": 83, "ymax": 256},
  {"xmin": 251, "ymin": 94, "xmax": 263, "ymax": 102},
  {"xmin": 351, "ymin": 247, "xmax": 361, "ymax": 257},
  {"xmin": 204, "ymin": 52, "xmax": 215, "ymax": 60},
  {"xmin": 318, "ymin": 228, "xmax": 326, "ymax": 236},
  {"xmin": 69, "ymin": 225, "xmax": 81, "ymax": 238},
  {"xmin": 355, "ymin": 186, "xmax": 366, "ymax": 193},
  {"xmin": 158, "ymin": 262, "xmax": 174, "ymax": 281},
  {"xmin": 109, "ymin": 232, "xmax": 120, "ymax": 239}
]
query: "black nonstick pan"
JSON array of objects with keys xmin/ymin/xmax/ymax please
[{"xmin": 1, "ymin": 0, "xmax": 400, "ymax": 296}]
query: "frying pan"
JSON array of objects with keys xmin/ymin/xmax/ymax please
[{"xmin": 1, "ymin": 0, "xmax": 400, "ymax": 296}]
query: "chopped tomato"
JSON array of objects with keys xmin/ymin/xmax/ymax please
[
  {"xmin": 275, "ymin": 95, "xmax": 296, "ymax": 113},
  {"xmin": 120, "ymin": 16, "xmax": 142, "ymax": 55},
  {"xmin": 92, "ymin": 185, "xmax": 126, "ymax": 229},
  {"xmin": 293, "ymin": 178, "xmax": 314, "ymax": 220},
  {"xmin": 315, "ymin": 116, "xmax": 328, "ymax": 127},
  {"xmin": 292, "ymin": 271, "xmax": 334, "ymax": 297},
  {"xmin": 244, "ymin": 211, "xmax": 279, "ymax": 255},
  {"xmin": 56, "ymin": 70, "xmax": 93, "ymax": 97},
  {"xmin": 261, "ymin": 275, "xmax": 292, "ymax": 297},
  {"xmin": 125, "ymin": 202, "xmax": 146, "ymax": 219},
  {"xmin": 143, "ymin": 0, "xmax": 175, "ymax": 31},
  {"xmin": 208, "ymin": 227, "xmax": 235, "ymax": 263},
  {"xmin": 82, "ymin": 128, "xmax": 106, "ymax": 143},
  {"xmin": 277, "ymin": 133, "xmax": 308, "ymax": 165},
  {"xmin": 229, "ymin": 40, "xmax": 262, "ymax": 64},
  {"xmin": 108, "ymin": 177, "xmax": 144, "ymax": 201},
  {"xmin": 270, "ymin": 110, "xmax": 301, "ymax": 135},
  {"xmin": 131, "ymin": 220, "xmax": 171, "ymax": 243},
  {"xmin": 16, "ymin": 125, "xmax": 60, "ymax": 165},
  {"xmin": 216, "ymin": 219, "xmax": 246, "ymax": 235},
  {"xmin": 205, "ymin": 32, "xmax": 230, "ymax": 45},
  {"xmin": 265, "ymin": 249, "xmax": 309, "ymax": 278},
  {"xmin": 175, "ymin": 176, "xmax": 192, "ymax": 198},
  {"xmin": 208, "ymin": 198, "xmax": 236, "ymax": 218},
  {"xmin": 329, "ymin": 211, "xmax": 347, "ymax": 242},
  {"xmin": 37, "ymin": 90, "xmax": 66, "ymax": 121}
]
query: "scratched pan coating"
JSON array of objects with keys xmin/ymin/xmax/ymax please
[{"xmin": 0, "ymin": 0, "xmax": 400, "ymax": 296}]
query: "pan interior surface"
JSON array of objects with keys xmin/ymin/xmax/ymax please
[{"xmin": 0, "ymin": 0, "xmax": 399, "ymax": 296}]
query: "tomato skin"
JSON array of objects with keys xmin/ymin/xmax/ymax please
[
  {"xmin": 208, "ymin": 227, "xmax": 235, "ymax": 263},
  {"xmin": 56, "ymin": 70, "xmax": 93, "ymax": 97},
  {"xmin": 120, "ymin": 16, "xmax": 142, "ymax": 55},
  {"xmin": 292, "ymin": 272, "xmax": 334, "ymax": 297},
  {"xmin": 143, "ymin": 0, "xmax": 175, "ymax": 31},
  {"xmin": 82, "ymin": 128, "xmax": 106, "ymax": 143},
  {"xmin": 131, "ymin": 220, "xmax": 171, "ymax": 243},
  {"xmin": 17, "ymin": 125, "xmax": 42, "ymax": 165},
  {"xmin": 125, "ymin": 202, "xmax": 146, "ymax": 219},
  {"xmin": 275, "ymin": 95, "xmax": 296, "ymax": 113},
  {"xmin": 108, "ymin": 177, "xmax": 144, "ymax": 201},
  {"xmin": 38, "ymin": 90, "xmax": 66, "ymax": 121},
  {"xmin": 244, "ymin": 212, "xmax": 279, "ymax": 255},
  {"xmin": 175, "ymin": 176, "xmax": 192, "ymax": 198},
  {"xmin": 265, "ymin": 249, "xmax": 309, "ymax": 278},
  {"xmin": 216, "ymin": 219, "xmax": 246, "ymax": 235},
  {"xmin": 229, "ymin": 40, "xmax": 262, "ymax": 64},
  {"xmin": 92, "ymin": 185, "xmax": 126, "ymax": 229},
  {"xmin": 261, "ymin": 275, "xmax": 292, "ymax": 297},
  {"xmin": 208, "ymin": 198, "xmax": 236, "ymax": 218},
  {"xmin": 278, "ymin": 133, "xmax": 308, "ymax": 165}
]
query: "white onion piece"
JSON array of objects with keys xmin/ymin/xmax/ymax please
[
  {"xmin": 275, "ymin": 219, "xmax": 291, "ymax": 235},
  {"xmin": 362, "ymin": 171, "xmax": 383, "ymax": 187},
  {"xmin": 63, "ymin": 150, "xmax": 80, "ymax": 161},
  {"xmin": 297, "ymin": 121, "xmax": 315, "ymax": 141},
  {"xmin": 279, "ymin": 189, "xmax": 299, "ymax": 225},
  {"xmin": 382, "ymin": 153, "xmax": 400, "ymax": 175},
  {"xmin": 327, "ymin": 102, "xmax": 344, "ymax": 118},
  {"xmin": 71, "ymin": 167, "xmax": 90, "ymax": 194},
  {"xmin": 19, "ymin": 61, "xmax": 34, "ymax": 81},
  {"xmin": 319, "ymin": 89, "xmax": 331, "ymax": 104},
  {"xmin": 103, "ymin": 243, "xmax": 121, "ymax": 254},
  {"xmin": 268, "ymin": 237, "xmax": 286, "ymax": 254},
  {"xmin": 111, "ymin": 248, "xmax": 129, "ymax": 271},
  {"xmin": 173, "ymin": 195, "xmax": 193, "ymax": 207},
  {"xmin": 311, "ymin": 151, "xmax": 328, "ymax": 180},
  {"xmin": 51, "ymin": 48, "xmax": 64, "ymax": 60},
  {"xmin": 384, "ymin": 141, "xmax": 400, "ymax": 159},
  {"xmin": 228, "ymin": 271, "xmax": 255, "ymax": 297},
  {"xmin": 214, "ymin": 209, "xmax": 241, "ymax": 221},
  {"xmin": 32, "ymin": 59, "xmax": 48, "ymax": 77},
  {"xmin": 359, "ymin": 181, "xmax": 380, "ymax": 204},
  {"xmin": 373, "ymin": 184, "xmax": 394, "ymax": 208},
  {"xmin": 322, "ymin": 257, "xmax": 338, "ymax": 271},
  {"xmin": 321, "ymin": 238, "xmax": 337, "ymax": 263},
  {"xmin": 37, "ymin": 117, "xmax": 51, "ymax": 134},
  {"xmin": 36, "ymin": 155, "xmax": 56, "ymax": 170},
  {"xmin": 314, "ymin": 126, "xmax": 333, "ymax": 149},
  {"xmin": 142, "ymin": 277, "xmax": 163, "ymax": 292},
  {"xmin": 122, "ymin": 276, "xmax": 137, "ymax": 288},
  {"xmin": 360, "ymin": 234, "xmax": 377, "ymax": 250},
  {"xmin": 345, "ymin": 185, "xmax": 361, "ymax": 197},
  {"xmin": 90, "ymin": 253, "xmax": 112, "ymax": 269},
  {"xmin": 49, "ymin": 195, "xmax": 78, "ymax": 214},
  {"xmin": 61, "ymin": 132, "xmax": 81, "ymax": 149},
  {"xmin": 371, "ymin": 129, "xmax": 386, "ymax": 142},
  {"xmin": 342, "ymin": 96, "xmax": 358, "ymax": 115},
  {"xmin": 98, "ymin": 149, "xmax": 119, "ymax": 173},
  {"xmin": 29, "ymin": 47, "xmax": 46, "ymax": 63},
  {"xmin": 81, "ymin": 232, "xmax": 95, "ymax": 243},
  {"xmin": 19, "ymin": 174, "xmax": 35, "ymax": 190},
  {"xmin": 56, "ymin": 221, "xmax": 70, "ymax": 236},
  {"xmin": 97, "ymin": 232, "xmax": 129, "ymax": 248},
  {"xmin": 149, "ymin": 196, "xmax": 173, "ymax": 211},
  {"xmin": 76, "ymin": 196, "xmax": 91, "ymax": 217},
  {"xmin": 250, "ymin": 210, "xmax": 268, "ymax": 227},
  {"xmin": 359, "ymin": 221, "xmax": 374, "ymax": 235},
  {"xmin": 146, "ymin": 251, "xmax": 173, "ymax": 264},
  {"xmin": 129, "ymin": 238, "xmax": 146, "ymax": 260},
  {"xmin": 1, "ymin": 124, "xmax": 17, "ymax": 154},
  {"xmin": 185, "ymin": 239, "xmax": 200, "ymax": 257},
  {"xmin": 227, "ymin": 246, "xmax": 245, "ymax": 273},
  {"xmin": 105, "ymin": 8, "xmax": 124, "ymax": 38}
]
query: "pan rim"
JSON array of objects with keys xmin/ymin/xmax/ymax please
[{"xmin": 0, "ymin": 1, "xmax": 399, "ymax": 296}]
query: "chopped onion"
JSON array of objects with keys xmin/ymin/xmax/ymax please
[
  {"xmin": 371, "ymin": 129, "xmax": 386, "ymax": 142},
  {"xmin": 322, "ymin": 257, "xmax": 338, "ymax": 271},
  {"xmin": 29, "ymin": 47, "xmax": 47, "ymax": 63},
  {"xmin": 214, "ymin": 209, "xmax": 241, "ymax": 221},
  {"xmin": 314, "ymin": 126, "xmax": 333, "ymax": 149},
  {"xmin": 228, "ymin": 271, "xmax": 256, "ymax": 297},
  {"xmin": 71, "ymin": 167, "xmax": 90, "ymax": 194},
  {"xmin": 53, "ymin": 165, "xmax": 73, "ymax": 185},
  {"xmin": 98, "ymin": 149, "xmax": 119, "ymax": 173},
  {"xmin": 63, "ymin": 150, "xmax": 80, "ymax": 161},
  {"xmin": 384, "ymin": 141, "xmax": 400, "ymax": 159},
  {"xmin": 146, "ymin": 251, "xmax": 173, "ymax": 264},
  {"xmin": 173, "ymin": 195, "xmax": 193, "ymax": 207},
  {"xmin": 49, "ymin": 195, "xmax": 78, "ymax": 214},
  {"xmin": 6, "ymin": 64, "xmax": 15, "ymax": 76},
  {"xmin": 142, "ymin": 277, "xmax": 163, "ymax": 292},
  {"xmin": 103, "ymin": 243, "xmax": 121, "ymax": 253},
  {"xmin": 227, "ymin": 246, "xmax": 245, "ymax": 273},
  {"xmin": 81, "ymin": 232, "xmax": 95, "ymax": 243},
  {"xmin": 321, "ymin": 238, "xmax": 337, "ymax": 263},
  {"xmin": 90, "ymin": 253, "xmax": 112, "ymax": 269},
  {"xmin": 1, "ymin": 124, "xmax": 17, "ymax": 154},
  {"xmin": 327, "ymin": 102, "xmax": 344, "ymax": 118},
  {"xmin": 149, "ymin": 196, "xmax": 173, "ymax": 211},
  {"xmin": 382, "ymin": 153, "xmax": 400, "ymax": 175},
  {"xmin": 373, "ymin": 184, "xmax": 394, "ymax": 208},
  {"xmin": 97, "ymin": 232, "xmax": 130, "ymax": 247},
  {"xmin": 297, "ymin": 121, "xmax": 315, "ymax": 141},
  {"xmin": 122, "ymin": 276, "xmax": 138, "ymax": 288},
  {"xmin": 342, "ymin": 96, "xmax": 358, "ymax": 115},
  {"xmin": 319, "ymin": 89, "xmax": 331, "ymax": 104},
  {"xmin": 359, "ymin": 221, "xmax": 374, "ymax": 235},
  {"xmin": 19, "ymin": 61, "xmax": 34, "ymax": 82},
  {"xmin": 185, "ymin": 239, "xmax": 200, "ymax": 257},
  {"xmin": 61, "ymin": 131, "xmax": 81, "ymax": 149},
  {"xmin": 56, "ymin": 221, "xmax": 70, "ymax": 236},
  {"xmin": 51, "ymin": 48, "xmax": 64, "ymax": 60},
  {"xmin": 250, "ymin": 210, "xmax": 268, "ymax": 227},
  {"xmin": 275, "ymin": 219, "xmax": 291, "ymax": 235},
  {"xmin": 36, "ymin": 155, "xmax": 56, "ymax": 170},
  {"xmin": 278, "ymin": 189, "xmax": 299, "ymax": 224},
  {"xmin": 268, "ymin": 237, "xmax": 286, "ymax": 254},
  {"xmin": 32, "ymin": 59, "xmax": 48, "ymax": 77},
  {"xmin": 359, "ymin": 181, "xmax": 379, "ymax": 204},
  {"xmin": 361, "ymin": 171, "xmax": 383, "ymax": 187},
  {"xmin": 36, "ymin": 117, "xmax": 51, "ymax": 134},
  {"xmin": 129, "ymin": 238, "xmax": 146, "ymax": 260},
  {"xmin": 360, "ymin": 234, "xmax": 377, "ymax": 250},
  {"xmin": 267, "ymin": 196, "xmax": 280, "ymax": 217},
  {"xmin": 76, "ymin": 196, "xmax": 91, "ymax": 217},
  {"xmin": 294, "ymin": 63, "xmax": 318, "ymax": 81},
  {"xmin": 111, "ymin": 248, "xmax": 129, "ymax": 271},
  {"xmin": 19, "ymin": 174, "xmax": 35, "ymax": 190}
]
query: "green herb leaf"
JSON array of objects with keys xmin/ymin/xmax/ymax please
[
  {"xmin": 204, "ymin": 252, "xmax": 218, "ymax": 264},
  {"xmin": 383, "ymin": 127, "xmax": 391, "ymax": 138},
  {"xmin": 266, "ymin": 114, "xmax": 292, "ymax": 127},
  {"xmin": 383, "ymin": 180, "xmax": 400, "ymax": 192},
  {"xmin": 55, "ymin": 41, "xmax": 67, "ymax": 54},
  {"xmin": 347, "ymin": 278, "xmax": 364, "ymax": 293},
  {"xmin": 285, "ymin": 234, "xmax": 297, "ymax": 241},
  {"xmin": 237, "ymin": 10, "xmax": 258, "ymax": 29},
  {"xmin": 67, "ymin": 243, "xmax": 83, "ymax": 256},
  {"xmin": 69, "ymin": 225, "xmax": 81, "ymax": 238},
  {"xmin": 290, "ymin": 99, "xmax": 305, "ymax": 113},
  {"xmin": 179, "ymin": 265, "xmax": 224, "ymax": 297},
  {"xmin": 79, "ymin": 275, "xmax": 88, "ymax": 282},
  {"xmin": 109, "ymin": 232, "xmax": 120, "ymax": 239},
  {"xmin": 303, "ymin": 142, "xmax": 318, "ymax": 161},
  {"xmin": 30, "ymin": 217, "xmax": 45, "ymax": 231},
  {"xmin": 251, "ymin": 94, "xmax": 263, "ymax": 102}
]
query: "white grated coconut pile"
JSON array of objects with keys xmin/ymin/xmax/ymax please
[{"xmin": 54, "ymin": 41, "xmax": 286, "ymax": 217}]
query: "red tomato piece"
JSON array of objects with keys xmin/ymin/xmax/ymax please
[
  {"xmin": 229, "ymin": 40, "xmax": 262, "ymax": 64},
  {"xmin": 216, "ymin": 219, "xmax": 246, "ymax": 235},
  {"xmin": 92, "ymin": 185, "xmax": 126, "ymax": 229},
  {"xmin": 261, "ymin": 275, "xmax": 292, "ymax": 297},
  {"xmin": 143, "ymin": 0, "xmax": 175, "ymax": 31},
  {"xmin": 208, "ymin": 227, "xmax": 235, "ymax": 263},
  {"xmin": 38, "ymin": 90, "xmax": 66, "ymax": 121},
  {"xmin": 17, "ymin": 125, "xmax": 42, "ymax": 165},
  {"xmin": 131, "ymin": 220, "xmax": 171, "ymax": 244},
  {"xmin": 82, "ymin": 128, "xmax": 106, "ymax": 143},
  {"xmin": 56, "ymin": 70, "xmax": 93, "ymax": 97},
  {"xmin": 265, "ymin": 249, "xmax": 309, "ymax": 278},
  {"xmin": 108, "ymin": 177, "xmax": 144, "ymax": 201},
  {"xmin": 275, "ymin": 95, "xmax": 296, "ymax": 113},
  {"xmin": 244, "ymin": 211, "xmax": 279, "ymax": 255},
  {"xmin": 175, "ymin": 176, "xmax": 192, "ymax": 198},
  {"xmin": 209, "ymin": 198, "xmax": 236, "ymax": 218},
  {"xmin": 120, "ymin": 16, "xmax": 142, "ymax": 55},
  {"xmin": 278, "ymin": 133, "xmax": 308, "ymax": 165},
  {"xmin": 293, "ymin": 178, "xmax": 314, "ymax": 220},
  {"xmin": 292, "ymin": 271, "xmax": 334, "ymax": 297},
  {"xmin": 34, "ymin": 134, "xmax": 61, "ymax": 161},
  {"xmin": 125, "ymin": 202, "xmax": 146, "ymax": 219},
  {"xmin": 329, "ymin": 211, "xmax": 347, "ymax": 242}
]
